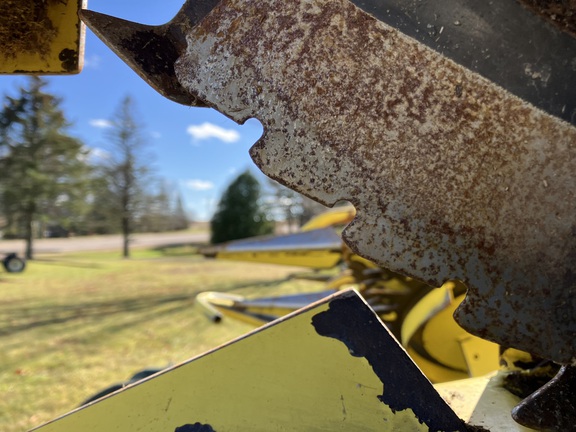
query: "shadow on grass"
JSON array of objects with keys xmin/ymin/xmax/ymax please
[
  {"xmin": 0, "ymin": 293, "xmax": 193, "ymax": 337},
  {"xmin": 0, "ymin": 277, "xmax": 296, "ymax": 338},
  {"xmin": 153, "ymin": 243, "xmax": 203, "ymax": 256},
  {"xmin": 28, "ymin": 257, "xmax": 104, "ymax": 269}
]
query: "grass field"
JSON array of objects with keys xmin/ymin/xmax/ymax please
[{"xmin": 0, "ymin": 247, "xmax": 326, "ymax": 432}]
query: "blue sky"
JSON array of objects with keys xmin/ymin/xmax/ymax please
[{"xmin": 0, "ymin": 0, "xmax": 265, "ymax": 221}]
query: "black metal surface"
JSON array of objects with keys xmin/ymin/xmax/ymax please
[
  {"xmin": 512, "ymin": 365, "xmax": 576, "ymax": 431},
  {"xmin": 352, "ymin": 0, "xmax": 576, "ymax": 125}
]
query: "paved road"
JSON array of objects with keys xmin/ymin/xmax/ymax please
[{"xmin": 0, "ymin": 231, "xmax": 209, "ymax": 255}]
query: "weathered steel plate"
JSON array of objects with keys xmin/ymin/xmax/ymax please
[
  {"xmin": 31, "ymin": 290, "xmax": 467, "ymax": 432},
  {"xmin": 81, "ymin": 0, "xmax": 576, "ymax": 366},
  {"xmin": 180, "ymin": 0, "xmax": 576, "ymax": 364}
]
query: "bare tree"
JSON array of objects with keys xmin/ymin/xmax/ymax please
[
  {"xmin": 100, "ymin": 96, "xmax": 152, "ymax": 257},
  {"xmin": 265, "ymin": 179, "xmax": 328, "ymax": 231}
]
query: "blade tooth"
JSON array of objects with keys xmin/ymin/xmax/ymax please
[{"xmin": 80, "ymin": 9, "xmax": 205, "ymax": 107}]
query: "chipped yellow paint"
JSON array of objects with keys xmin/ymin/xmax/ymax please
[
  {"xmin": 1, "ymin": 0, "xmax": 85, "ymax": 74},
  {"xmin": 33, "ymin": 292, "xmax": 430, "ymax": 432}
]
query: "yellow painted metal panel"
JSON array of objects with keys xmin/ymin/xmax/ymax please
[
  {"xmin": 32, "ymin": 290, "xmax": 464, "ymax": 432},
  {"xmin": 422, "ymin": 294, "xmax": 500, "ymax": 375},
  {"xmin": 406, "ymin": 346, "xmax": 468, "ymax": 383},
  {"xmin": 459, "ymin": 336, "xmax": 501, "ymax": 378},
  {"xmin": 215, "ymin": 249, "xmax": 342, "ymax": 268},
  {"xmin": 300, "ymin": 205, "xmax": 355, "ymax": 231},
  {"xmin": 0, "ymin": 0, "xmax": 86, "ymax": 74},
  {"xmin": 211, "ymin": 304, "xmax": 272, "ymax": 326},
  {"xmin": 400, "ymin": 285, "xmax": 499, "ymax": 382},
  {"xmin": 400, "ymin": 283, "xmax": 452, "ymax": 345}
]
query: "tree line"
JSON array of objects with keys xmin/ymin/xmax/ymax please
[
  {"xmin": 0, "ymin": 77, "xmax": 188, "ymax": 258},
  {"xmin": 0, "ymin": 77, "xmax": 330, "ymax": 258}
]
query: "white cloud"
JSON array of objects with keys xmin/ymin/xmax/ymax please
[
  {"xmin": 89, "ymin": 147, "xmax": 110, "ymax": 161},
  {"xmin": 186, "ymin": 122, "xmax": 240, "ymax": 143},
  {"xmin": 89, "ymin": 119, "xmax": 113, "ymax": 129},
  {"xmin": 83, "ymin": 54, "xmax": 102, "ymax": 69},
  {"xmin": 184, "ymin": 179, "xmax": 215, "ymax": 191},
  {"xmin": 150, "ymin": 131, "xmax": 162, "ymax": 139}
]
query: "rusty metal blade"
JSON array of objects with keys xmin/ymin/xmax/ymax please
[
  {"xmin": 171, "ymin": 0, "xmax": 576, "ymax": 365},
  {"xmin": 82, "ymin": 0, "xmax": 576, "ymax": 367}
]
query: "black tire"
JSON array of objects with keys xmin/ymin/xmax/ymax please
[{"xmin": 3, "ymin": 254, "xmax": 26, "ymax": 273}]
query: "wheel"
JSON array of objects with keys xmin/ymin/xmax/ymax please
[{"xmin": 3, "ymin": 254, "xmax": 26, "ymax": 273}]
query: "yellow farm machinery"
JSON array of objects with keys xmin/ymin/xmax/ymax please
[
  {"xmin": 196, "ymin": 207, "xmax": 500, "ymax": 384},
  {"xmin": 3, "ymin": 0, "xmax": 576, "ymax": 431}
]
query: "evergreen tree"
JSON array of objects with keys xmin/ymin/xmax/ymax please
[
  {"xmin": 0, "ymin": 77, "xmax": 89, "ymax": 258},
  {"xmin": 210, "ymin": 170, "xmax": 273, "ymax": 244}
]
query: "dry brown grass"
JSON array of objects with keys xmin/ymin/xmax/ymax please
[{"xmin": 0, "ymin": 249, "xmax": 325, "ymax": 431}]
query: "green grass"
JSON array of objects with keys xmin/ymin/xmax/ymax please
[{"xmin": 0, "ymin": 250, "xmax": 325, "ymax": 432}]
